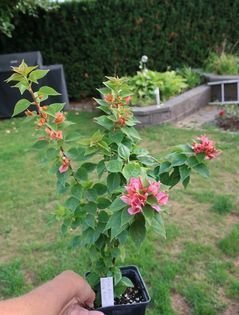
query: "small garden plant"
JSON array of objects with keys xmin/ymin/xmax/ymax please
[
  {"xmin": 7, "ymin": 61, "xmax": 220, "ymax": 305},
  {"xmin": 125, "ymin": 57, "xmax": 201, "ymax": 107},
  {"xmin": 215, "ymin": 104, "xmax": 239, "ymax": 131},
  {"xmin": 204, "ymin": 51, "xmax": 239, "ymax": 75}
]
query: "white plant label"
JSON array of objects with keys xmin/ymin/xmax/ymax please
[{"xmin": 100, "ymin": 276, "xmax": 114, "ymax": 307}]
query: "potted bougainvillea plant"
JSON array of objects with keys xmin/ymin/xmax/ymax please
[{"xmin": 7, "ymin": 61, "xmax": 220, "ymax": 315}]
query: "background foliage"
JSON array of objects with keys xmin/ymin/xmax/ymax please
[{"xmin": 0, "ymin": 0, "xmax": 238, "ymax": 98}]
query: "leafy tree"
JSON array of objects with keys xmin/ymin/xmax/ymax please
[{"xmin": 0, "ymin": 0, "xmax": 56, "ymax": 37}]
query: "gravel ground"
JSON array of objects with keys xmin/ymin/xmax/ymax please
[{"xmin": 175, "ymin": 105, "xmax": 219, "ymax": 129}]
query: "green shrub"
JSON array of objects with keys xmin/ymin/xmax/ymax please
[
  {"xmin": 177, "ymin": 66, "xmax": 201, "ymax": 88},
  {"xmin": 127, "ymin": 70, "xmax": 187, "ymax": 106},
  {"xmin": 1, "ymin": 0, "xmax": 239, "ymax": 98},
  {"xmin": 204, "ymin": 52, "xmax": 239, "ymax": 75}
]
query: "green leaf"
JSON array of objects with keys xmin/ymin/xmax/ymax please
[
  {"xmin": 71, "ymin": 184, "xmax": 83, "ymax": 199},
  {"xmin": 12, "ymin": 99, "xmax": 31, "ymax": 116},
  {"xmin": 152, "ymin": 214, "xmax": 166, "ymax": 238},
  {"xmin": 93, "ymin": 98, "xmax": 109, "ymax": 107},
  {"xmin": 97, "ymin": 198, "xmax": 111, "ymax": 209},
  {"xmin": 175, "ymin": 144, "xmax": 193, "ymax": 153},
  {"xmin": 67, "ymin": 147, "xmax": 86, "ymax": 161},
  {"xmin": 121, "ymin": 276, "xmax": 134, "ymax": 288},
  {"xmin": 94, "ymin": 115, "xmax": 114, "ymax": 130},
  {"xmin": 6, "ymin": 73, "xmax": 25, "ymax": 83},
  {"xmin": 170, "ymin": 153, "xmax": 187, "ymax": 166},
  {"xmin": 137, "ymin": 154, "xmax": 157, "ymax": 166},
  {"xmin": 121, "ymin": 210, "xmax": 133, "ymax": 227},
  {"xmin": 81, "ymin": 162, "xmax": 96, "ymax": 172},
  {"xmin": 168, "ymin": 167, "xmax": 181, "ymax": 187},
  {"xmin": 196, "ymin": 152, "xmax": 206, "ymax": 162},
  {"xmin": 86, "ymin": 272, "xmax": 100, "ymax": 288},
  {"xmin": 29, "ymin": 69, "xmax": 49, "ymax": 83},
  {"xmin": 109, "ymin": 198, "xmax": 126, "ymax": 212},
  {"xmin": 187, "ymin": 156, "xmax": 199, "ymax": 168},
  {"xmin": 93, "ymin": 183, "xmax": 107, "ymax": 195},
  {"xmin": 13, "ymin": 82, "xmax": 28, "ymax": 95},
  {"xmin": 159, "ymin": 161, "xmax": 172, "ymax": 174},
  {"xmin": 106, "ymin": 159, "xmax": 123, "ymax": 173},
  {"xmin": 182, "ymin": 176, "xmax": 190, "ymax": 188},
  {"xmin": 105, "ymin": 211, "xmax": 124, "ymax": 240},
  {"xmin": 129, "ymin": 214, "xmax": 146, "ymax": 246},
  {"xmin": 122, "ymin": 162, "xmax": 142, "ymax": 180},
  {"xmin": 98, "ymin": 211, "xmax": 109, "ymax": 222},
  {"xmin": 179, "ymin": 165, "xmax": 191, "ymax": 182},
  {"xmin": 81, "ymin": 202, "xmax": 97, "ymax": 215},
  {"xmin": 86, "ymin": 214, "xmax": 96, "ymax": 229},
  {"xmin": 108, "ymin": 131, "xmax": 124, "ymax": 144},
  {"xmin": 38, "ymin": 86, "xmax": 60, "ymax": 96},
  {"xmin": 143, "ymin": 205, "xmax": 155, "ymax": 226},
  {"xmin": 85, "ymin": 188, "xmax": 98, "ymax": 201},
  {"xmin": 113, "ymin": 268, "xmax": 122, "ymax": 286},
  {"xmin": 45, "ymin": 103, "xmax": 65, "ymax": 116},
  {"xmin": 193, "ymin": 163, "xmax": 209, "ymax": 178},
  {"xmin": 97, "ymin": 160, "xmax": 106, "ymax": 177},
  {"xmin": 118, "ymin": 143, "xmax": 130, "ymax": 160},
  {"xmin": 107, "ymin": 173, "xmax": 121, "ymax": 193},
  {"xmin": 121, "ymin": 126, "xmax": 141, "ymax": 140},
  {"xmin": 75, "ymin": 167, "xmax": 88, "ymax": 181},
  {"xmin": 64, "ymin": 196, "xmax": 79, "ymax": 211}
]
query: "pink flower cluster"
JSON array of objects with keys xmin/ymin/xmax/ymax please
[
  {"xmin": 192, "ymin": 135, "xmax": 220, "ymax": 160},
  {"xmin": 120, "ymin": 178, "xmax": 168, "ymax": 215},
  {"xmin": 45, "ymin": 127, "xmax": 63, "ymax": 140}
]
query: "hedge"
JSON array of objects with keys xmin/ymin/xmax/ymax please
[{"xmin": 0, "ymin": 0, "xmax": 238, "ymax": 99}]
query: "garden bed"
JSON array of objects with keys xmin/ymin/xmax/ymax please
[{"xmin": 132, "ymin": 84, "xmax": 210, "ymax": 126}]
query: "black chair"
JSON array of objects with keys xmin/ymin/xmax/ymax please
[{"xmin": 0, "ymin": 51, "xmax": 69, "ymax": 118}]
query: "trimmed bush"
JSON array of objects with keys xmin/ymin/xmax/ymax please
[{"xmin": 1, "ymin": 0, "xmax": 239, "ymax": 98}]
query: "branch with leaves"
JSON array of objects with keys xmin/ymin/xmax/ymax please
[{"xmin": 7, "ymin": 63, "xmax": 221, "ymax": 303}]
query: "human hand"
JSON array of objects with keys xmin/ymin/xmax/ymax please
[
  {"xmin": 56, "ymin": 271, "xmax": 104, "ymax": 315},
  {"xmin": 62, "ymin": 302, "xmax": 104, "ymax": 315}
]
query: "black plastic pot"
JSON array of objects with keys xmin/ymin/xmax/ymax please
[{"xmin": 97, "ymin": 265, "xmax": 151, "ymax": 315}]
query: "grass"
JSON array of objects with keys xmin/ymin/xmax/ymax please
[
  {"xmin": 0, "ymin": 112, "xmax": 239, "ymax": 314},
  {"xmin": 210, "ymin": 195, "xmax": 234, "ymax": 214},
  {"xmin": 218, "ymin": 225, "xmax": 239, "ymax": 257}
]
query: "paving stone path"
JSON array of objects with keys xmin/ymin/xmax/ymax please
[{"xmin": 175, "ymin": 105, "xmax": 219, "ymax": 129}]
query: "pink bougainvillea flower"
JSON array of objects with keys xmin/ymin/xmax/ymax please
[
  {"xmin": 45, "ymin": 128, "xmax": 63, "ymax": 140},
  {"xmin": 125, "ymin": 96, "xmax": 132, "ymax": 104},
  {"xmin": 192, "ymin": 135, "xmax": 220, "ymax": 160},
  {"xmin": 148, "ymin": 181, "xmax": 160, "ymax": 196},
  {"xmin": 121, "ymin": 177, "xmax": 168, "ymax": 215},
  {"xmin": 54, "ymin": 112, "xmax": 65, "ymax": 124},
  {"xmin": 59, "ymin": 156, "xmax": 70, "ymax": 173},
  {"xmin": 156, "ymin": 191, "xmax": 169, "ymax": 205},
  {"xmin": 126, "ymin": 177, "xmax": 144, "ymax": 193}
]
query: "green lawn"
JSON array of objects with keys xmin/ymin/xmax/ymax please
[{"xmin": 0, "ymin": 112, "xmax": 239, "ymax": 315}]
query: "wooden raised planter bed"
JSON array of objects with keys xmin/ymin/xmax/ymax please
[{"xmin": 132, "ymin": 84, "xmax": 210, "ymax": 126}]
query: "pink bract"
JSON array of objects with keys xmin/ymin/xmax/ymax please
[
  {"xmin": 59, "ymin": 164, "xmax": 69, "ymax": 173},
  {"xmin": 192, "ymin": 135, "xmax": 220, "ymax": 160},
  {"xmin": 121, "ymin": 177, "xmax": 168, "ymax": 215}
]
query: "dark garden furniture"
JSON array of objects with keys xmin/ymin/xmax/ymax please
[{"xmin": 0, "ymin": 51, "xmax": 69, "ymax": 118}]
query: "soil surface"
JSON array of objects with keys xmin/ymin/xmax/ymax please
[
  {"xmin": 171, "ymin": 293, "xmax": 191, "ymax": 315},
  {"xmin": 115, "ymin": 286, "xmax": 145, "ymax": 305}
]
